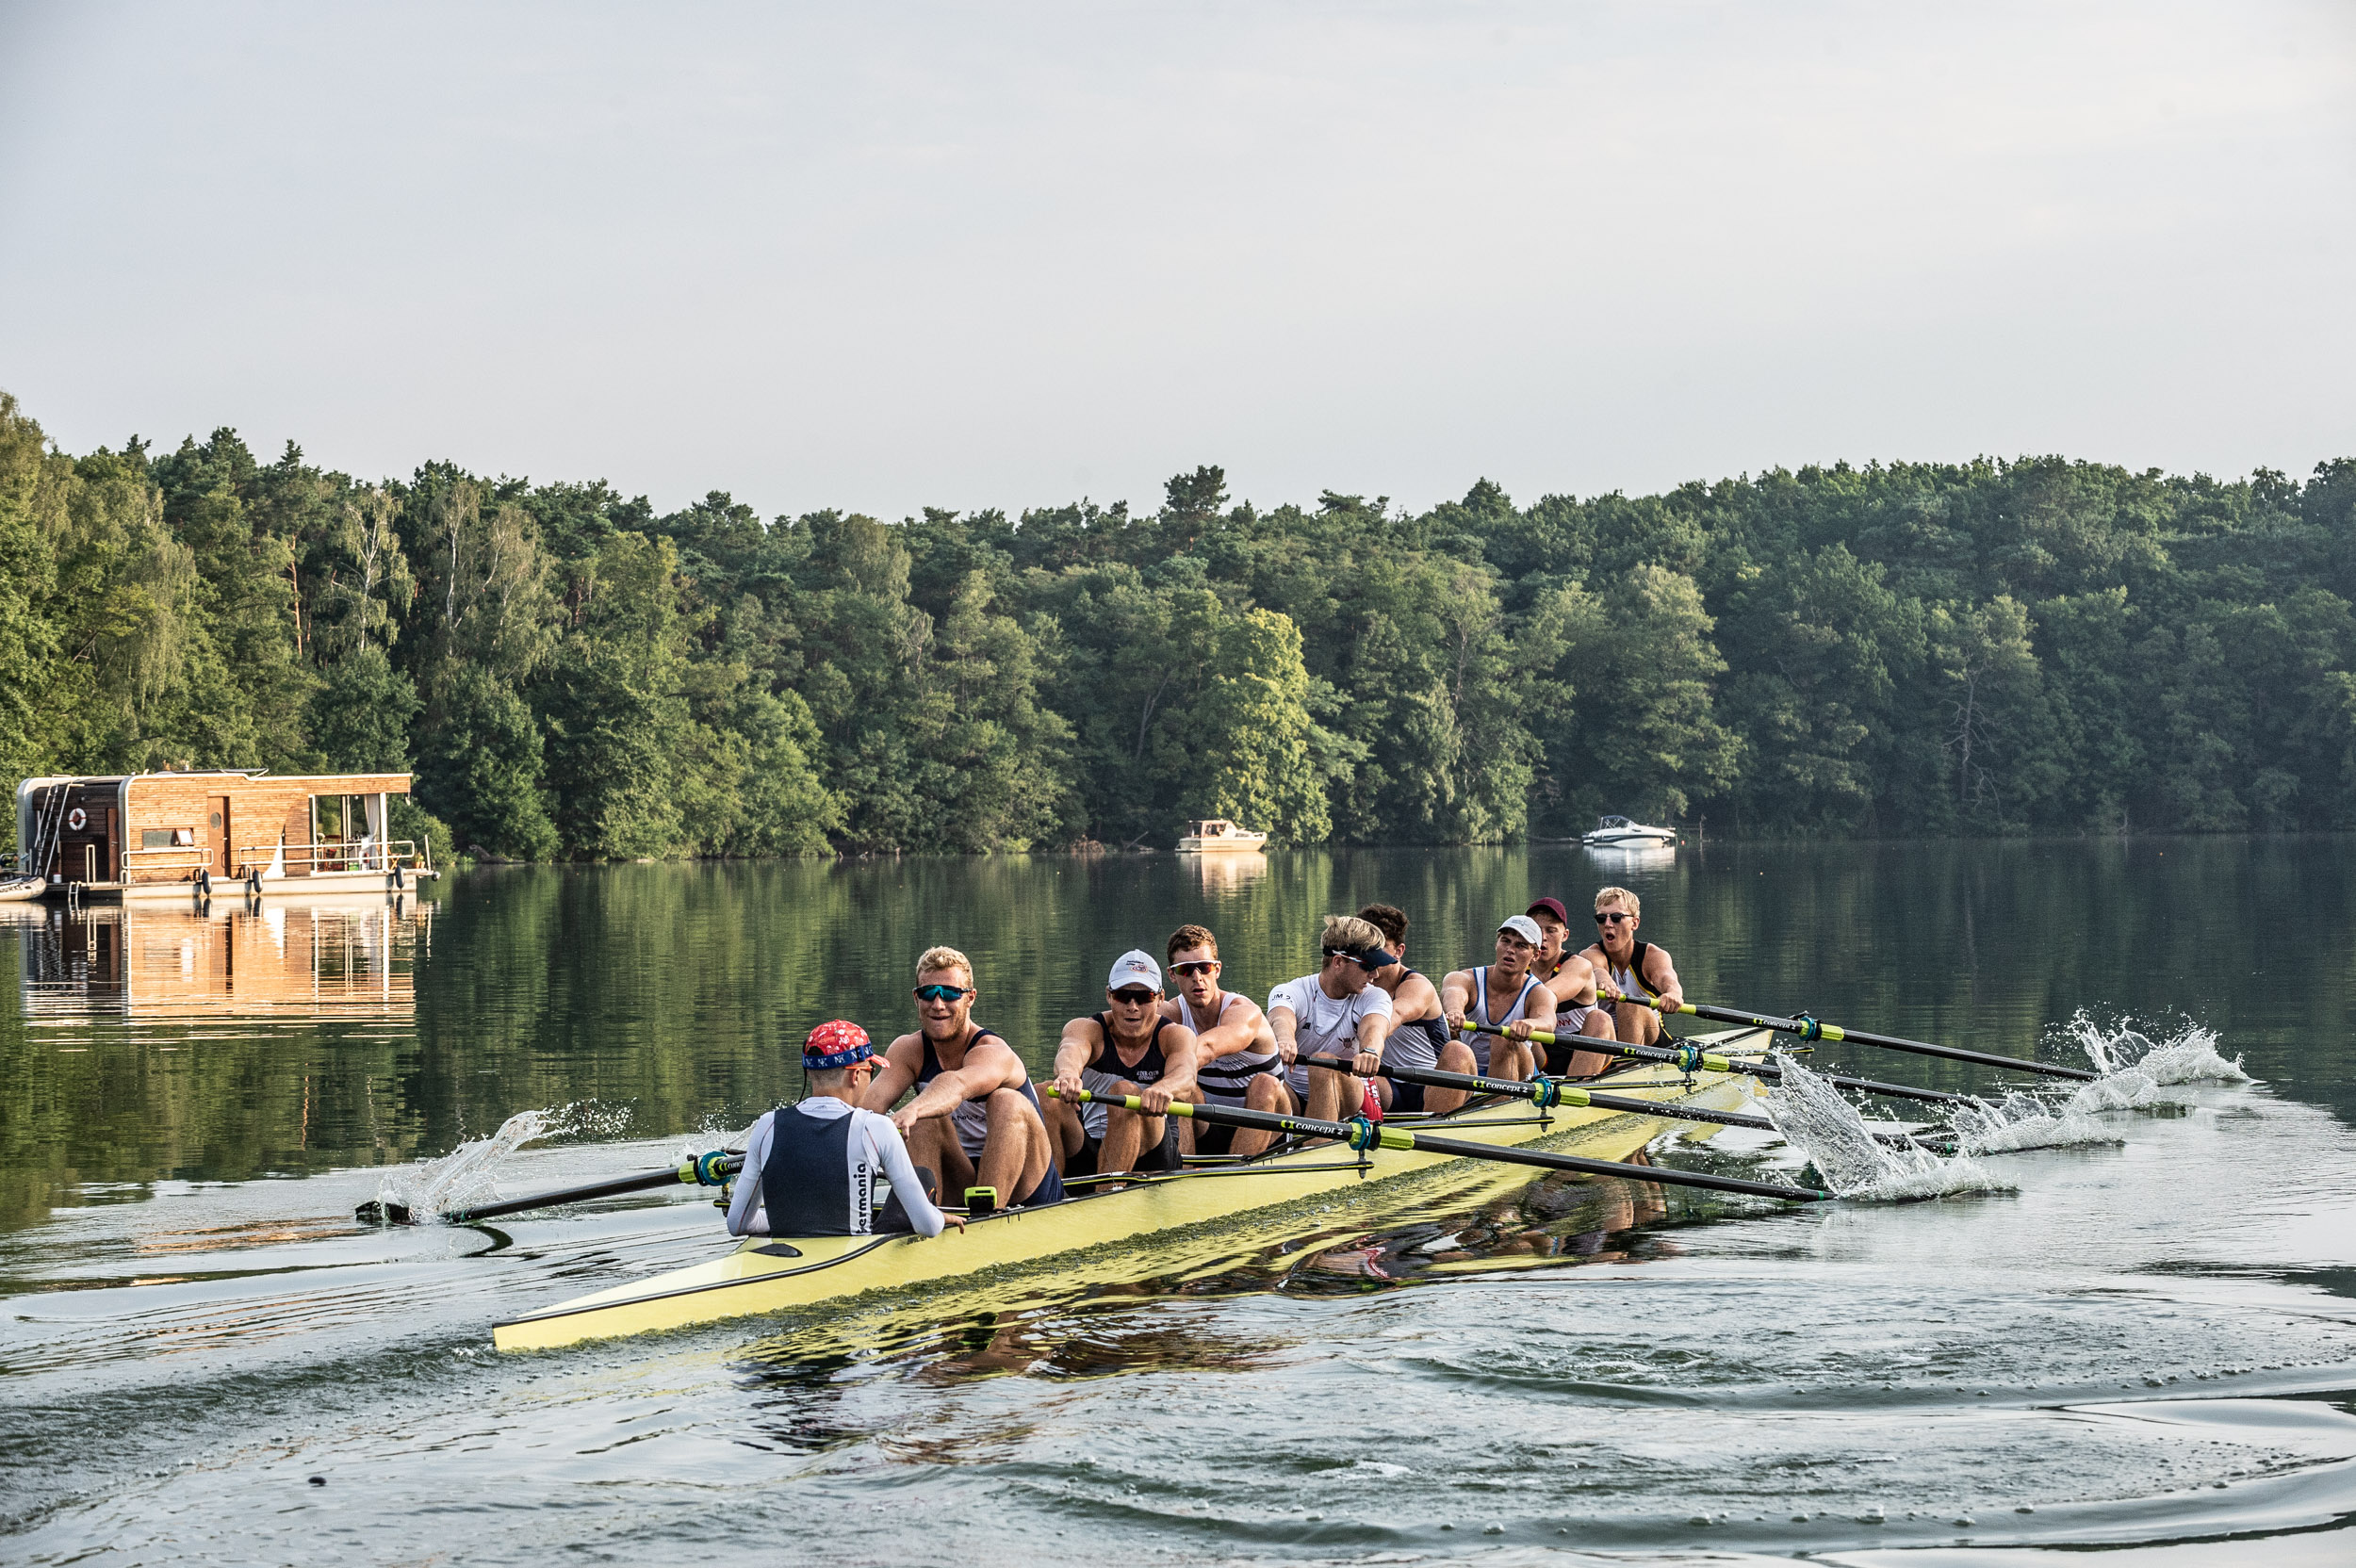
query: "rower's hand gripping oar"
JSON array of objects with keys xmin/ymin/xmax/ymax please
[
  {"xmin": 355, "ymin": 1150, "xmax": 744, "ymax": 1227},
  {"xmin": 1299, "ymin": 1053, "xmax": 1946, "ymax": 1150},
  {"xmin": 1599, "ymin": 990, "xmax": 2094, "ymax": 1083},
  {"xmin": 1046, "ymin": 1086, "xmax": 1829, "ymax": 1202},
  {"xmin": 1459, "ymin": 1021, "xmax": 1980, "ymax": 1109}
]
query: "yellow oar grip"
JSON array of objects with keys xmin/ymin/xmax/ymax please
[
  {"xmin": 1044, "ymin": 1086, "xmax": 1193, "ymax": 1117},
  {"xmin": 1377, "ymin": 1126, "xmax": 1414, "ymax": 1152},
  {"xmin": 1820, "ymin": 1023, "xmax": 1846, "ymax": 1041}
]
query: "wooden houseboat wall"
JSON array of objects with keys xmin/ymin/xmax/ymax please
[{"xmin": 13, "ymin": 772, "xmax": 432, "ymax": 899}]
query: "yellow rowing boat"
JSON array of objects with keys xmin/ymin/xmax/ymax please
[{"xmin": 492, "ymin": 1027, "xmax": 1771, "ymax": 1351}]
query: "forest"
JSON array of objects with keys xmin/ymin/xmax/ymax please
[{"xmin": 3, "ymin": 388, "xmax": 2353, "ymax": 858}]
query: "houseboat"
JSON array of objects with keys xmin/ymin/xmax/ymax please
[
  {"xmin": 1175, "ymin": 818, "xmax": 1268, "ymax": 853},
  {"xmin": 13, "ymin": 771, "xmax": 435, "ymax": 900}
]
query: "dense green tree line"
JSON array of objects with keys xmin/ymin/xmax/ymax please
[{"xmin": 4, "ymin": 387, "xmax": 2353, "ymax": 855}]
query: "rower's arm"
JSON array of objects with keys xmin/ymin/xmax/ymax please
[
  {"xmin": 725, "ymin": 1114, "xmax": 775, "ymax": 1237},
  {"xmin": 859, "ymin": 1040, "xmax": 921, "ymax": 1113},
  {"xmin": 1354, "ymin": 1010, "xmax": 1392, "ymax": 1073},
  {"xmin": 1157, "ymin": 1026, "xmax": 1201, "ymax": 1099},
  {"xmin": 1645, "ymin": 947, "xmax": 1684, "ymax": 1008},
  {"xmin": 1268, "ymin": 1004, "xmax": 1300, "ymax": 1065},
  {"xmin": 1052, "ymin": 1019, "xmax": 1098, "ymax": 1095},
  {"xmin": 1550, "ymin": 955, "xmax": 1599, "ymax": 1006},
  {"xmin": 1194, "ymin": 1000, "xmax": 1274, "ymax": 1061},
  {"xmin": 867, "ymin": 1118, "xmax": 956, "ymax": 1237},
  {"xmin": 1439, "ymin": 969, "xmax": 1474, "ymax": 1032},
  {"xmin": 1517, "ymin": 983, "xmax": 1558, "ymax": 1039}
]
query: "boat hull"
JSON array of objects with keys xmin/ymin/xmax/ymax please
[{"xmin": 492, "ymin": 1033, "xmax": 1768, "ymax": 1352}]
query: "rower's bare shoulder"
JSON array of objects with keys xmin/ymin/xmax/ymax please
[{"xmin": 884, "ymin": 1031, "xmax": 925, "ymax": 1060}]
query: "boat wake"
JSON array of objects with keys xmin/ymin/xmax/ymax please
[
  {"xmin": 367, "ymin": 1103, "xmax": 630, "ymax": 1223},
  {"xmin": 1759, "ymin": 1054, "xmax": 2014, "ymax": 1200}
]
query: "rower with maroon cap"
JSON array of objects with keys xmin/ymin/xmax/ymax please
[{"xmin": 1526, "ymin": 895, "xmax": 1617, "ymax": 1078}]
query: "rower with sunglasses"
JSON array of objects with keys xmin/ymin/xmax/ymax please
[
  {"xmin": 1577, "ymin": 885, "xmax": 1684, "ymax": 1049},
  {"xmin": 1046, "ymin": 951, "xmax": 1202, "ymax": 1179},
  {"xmin": 863, "ymin": 945, "xmax": 1064, "ymax": 1213},
  {"xmin": 1159, "ymin": 924, "xmax": 1287, "ymax": 1157},
  {"xmin": 1266, "ymin": 914, "xmax": 1397, "ymax": 1122},
  {"xmin": 1525, "ymin": 896, "xmax": 1617, "ymax": 1077}
]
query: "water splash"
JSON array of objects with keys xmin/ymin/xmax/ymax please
[
  {"xmin": 1759, "ymin": 1053, "xmax": 2014, "ymax": 1200},
  {"xmin": 1947, "ymin": 1088, "xmax": 2122, "ymax": 1154},
  {"xmin": 2058, "ymin": 1015, "xmax": 2251, "ymax": 1114},
  {"xmin": 369, "ymin": 1102, "xmax": 628, "ymax": 1223}
]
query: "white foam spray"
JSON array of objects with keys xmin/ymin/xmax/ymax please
[
  {"xmin": 2055, "ymin": 1015, "xmax": 2251, "ymax": 1115},
  {"xmin": 1946, "ymin": 1088, "xmax": 2122, "ymax": 1154},
  {"xmin": 370, "ymin": 1102, "xmax": 631, "ymax": 1221},
  {"xmin": 1759, "ymin": 1052, "xmax": 2014, "ymax": 1200}
]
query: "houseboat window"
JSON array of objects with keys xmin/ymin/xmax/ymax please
[
  {"xmin": 172, "ymin": 828, "xmax": 194, "ymax": 846},
  {"xmin": 142, "ymin": 829, "xmax": 173, "ymax": 848}
]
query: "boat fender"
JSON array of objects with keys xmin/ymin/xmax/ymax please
[
  {"xmin": 391, "ymin": 864, "xmax": 404, "ymax": 891},
  {"xmin": 197, "ymin": 868, "xmax": 210, "ymax": 897}
]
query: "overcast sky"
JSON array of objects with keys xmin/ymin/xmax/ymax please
[{"xmin": 3, "ymin": 2, "xmax": 2351, "ymax": 522}]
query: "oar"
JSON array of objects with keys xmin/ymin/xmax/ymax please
[
  {"xmin": 1601, "ymin": 991, "xmax": 2094, "ymax": 1082},
  {"xmin": 355, "ymin": 1151, "xmax": 742, "ymax": 1226},
  {"xmin": 1299, "ymin": 1053, "xmax": 1945, "ymax": 1150},
  {"xmin": 1460, "ymin": 1021, "xmax": 1979, "ymax": 1109},
  {"xmin": 1046, "ymin": 1086, "xmax": 1829, "ymax": 1202}
]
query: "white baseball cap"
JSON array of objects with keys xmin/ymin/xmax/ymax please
[
  {"xmin": 1497, "ymin": 914, "xmax": 1544, "ymax": 946},
  {"xmin": 1106, "ymin": 950, "xmax": 1163, "ymax": 991}
]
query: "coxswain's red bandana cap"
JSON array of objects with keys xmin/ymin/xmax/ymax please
[{"xmin": 804, "ymin": 1020, "xmax": 875, "ymax": 1070}]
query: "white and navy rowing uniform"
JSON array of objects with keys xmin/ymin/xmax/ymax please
[
  {"xmin": 1073, "ymin": 1012, "xmax": 1183, "ymax": 1172},
  {"xmin": 725, "ymin": 1099, "xmax": 948, "ymax": 1238},
  {"xmin": 1266, "ymin": 973, "xmax": 1393, "ymax": 1101},
  {"xmin": 913, "ymin": 1028, "xmax": 1066, "ymax": 1206},
  {"xmin": 1465, "ymin": 965, "xmax": 1546, "ymax": 1075},
  {"xmin": 1186, "ymin": 990, "xmax": 1280, "ymax": 1104}
]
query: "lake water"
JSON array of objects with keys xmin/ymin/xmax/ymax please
[{"xmin": 2, "ymin": 841, "xmax": 2352, "ymax": 1565}]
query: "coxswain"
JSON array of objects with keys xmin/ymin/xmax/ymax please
[
  {"xmin": 725, "ymin": 1021, "xmax": 964, "ymax": 1239},
  {"xmin": 1356, "ymin": 904, "xmax": 1483, "ymax": 1114},
  {"xmin": 1266, "ymin": 914, "xmax": 1396, "ymax": 1122},
  {"xmin": 1439, "ymin": 914, "xmax": 1559, "ymax": 1081},
  {"xmin": 1046, "ymin": 950, "xmax": 1201, "ymax": 1178},
  {"xmin": 862, "ymin": 945, "xmax": 1063, "ymax": 1212},
  {"xmin": 1160, "ymin": 923, "xmax": 1287, "ymax": 1157},
  {"xmin": 1578, "ymin": 886, "xmax": 1685, "ymax": 1047},
  {"xmin": 1526, "ymin": 895, "xmax": 1617, "ymax": 1078}
]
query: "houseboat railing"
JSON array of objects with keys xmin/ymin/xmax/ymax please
[{"xmin": 118, "ymin": 840, "xmax": 432, "ymax": 884}]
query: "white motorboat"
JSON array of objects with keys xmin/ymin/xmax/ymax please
[
  {"xmin": 1580, "ymin": 814, "xmax": 1677, "ymax": 849},
  {"xmin": 1174, "ymin": 818, "xmax": 1268, "ymax": 853},
  {"xmin": 0, "ymin": 873, "xmax": 45, "ymax": 902}
]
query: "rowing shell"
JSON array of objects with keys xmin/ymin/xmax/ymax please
[{"xmin": 491, "ymin": 1027, "xmax": 1771, "ymax": 1351}]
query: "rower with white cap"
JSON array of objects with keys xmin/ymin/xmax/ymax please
[
  {"xmin": 1045, "ymin": 950, "xmax": 1203, "ymax": 1179},
  {"xmin": 1440, "ymin": 914, "xmax": 1559, "ymax": 1083}
]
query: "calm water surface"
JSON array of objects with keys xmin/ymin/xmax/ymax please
[{"xmin": 2, "ymin": 841, "xmax": 2353, "ymax": 1566}]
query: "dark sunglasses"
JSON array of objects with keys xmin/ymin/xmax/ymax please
[
  {"xmin": 1110, "ymin": 987, "xmax": 1160, "ymax": 1004},
  {"xmin": 1594, "ymin": 910, "xmax": 1631, "ymax": 924},
  {"xmin": 1169, "ymin": 959, "xmax": 1219, "ymax": 976},
  {"xmin": 913, "ymin": 983, "xmax": 973, "ymax": 1003}
]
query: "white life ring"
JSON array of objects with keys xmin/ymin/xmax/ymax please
[{"xmin": 66, "ymin": 807, "xmax": 86, "ymax": 832}]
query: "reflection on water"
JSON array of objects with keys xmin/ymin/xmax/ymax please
[
  {"xmin": 20, "ymin": 896, "xmax": 430, "ymax": 1021},
  {"xmin": 1182, "ymin": 850, "xmax": 1269, "ymax": 894}
]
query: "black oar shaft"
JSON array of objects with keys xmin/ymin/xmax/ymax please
[
  {"xmin": 362, "ymin": 1152, "xmax": 744, "ymax": 1226},
  {"xmin": 1299, "ymin": 1054, "xmax": 1939, "ymax": 1149},
  {"xmin": 1621, "ymin": 995, "xmax": 2094, "ymax": 1082},
  {"xmin": 1464, "ymin": 1022, "xmax": 1977, "ymax": 1109},
  {"xmin": 1047, "ymin": 1087, "xmax": 1828, "ymax": 1202}
]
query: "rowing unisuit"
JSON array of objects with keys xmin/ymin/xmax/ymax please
[{"xmin": 728, "ymin": 1020, "xmax": 953, "ymax": 1238}]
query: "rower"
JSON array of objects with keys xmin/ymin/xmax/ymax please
[
  {"xmin": 1266, "ymin": 914, "xmax": 1396, "ymax": 1122},
  {"xmin": 1160, "ymin": 923, "xmax": 1287, "ymax": 1157},
  {"xmin": 1440, "ymin": 914, "xmax": 1558, "ymax": 1081},
  {"xmin": 862, "ymin": 945, "xmax": 1064, "ymax": 1212},
  {"xmin": 1579, "ymin": 885, "xmax": 1685, "ymax": 1048},
  {"xmin": 1046, "ymin": 950, "xmax": 1201, "ymax": 1178},
  {"xmin": 1526, "ymin": 895, "xmax": 1616, "ymax": 1078},
  {"xmin": 726, "ymin": 1021, "xmax": 965, "ymax": 1239},
  {"xmin": 1356, "ymin": 904, "xmax": 1481, "ymax": 1114}
]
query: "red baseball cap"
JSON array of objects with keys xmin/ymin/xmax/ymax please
[{"xmin": 1527, "ymin": 897, "xmax": 1570, "ymax": 925}]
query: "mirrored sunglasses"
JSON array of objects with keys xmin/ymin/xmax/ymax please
[{"xmin": 913, "ymin": 983, "xmax": 973, "ymax": 1003}]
